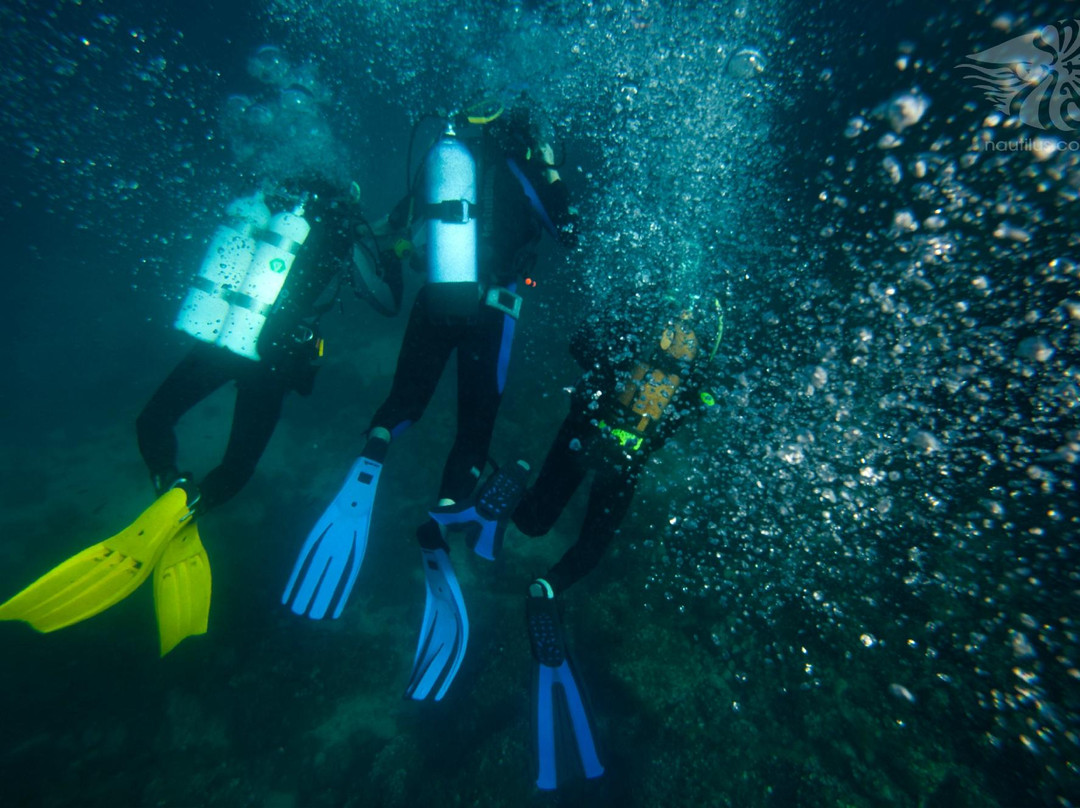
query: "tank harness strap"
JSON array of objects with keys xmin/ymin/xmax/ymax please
[
  {"xmin": 424, "ymin": 199, "xmax": 476, "ymax": 223},
  {"xmin": 256, "ymin": 229, "xmax": 305, "ymax": 255},
  {"xmin": 222, "ymin": 289, "xmax": 274, "ymax": 318},
  {"xmin": 191, "ymin": 275, "xmax": 223, "ymax": 297}
]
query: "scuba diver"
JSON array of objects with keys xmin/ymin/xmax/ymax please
[
  {"xmin": 0, "ymin": 47, "xmax": 380, "ymax": 658},
  {"xmin": 281, "ymin": 99, "xmax": 578, "ymax": 702},
  {"xmin": 137, "ymin": 178, "xmax": 365, "ymax": 518},
  {"xmin": 432, "ymin": 290, "xmax": 724, "ymax": 790}
]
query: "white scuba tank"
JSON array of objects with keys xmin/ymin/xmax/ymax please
[
  {"xmin": 217, "ymin": 205, "xmax": 311, "ymax": 360},
  {"xmin": 174, "ymin": 192, "xmax": 271, "ymax": 343},
  {"xmin": 423, "ymin": 132, "xmax": 478, "ymax": 318}
]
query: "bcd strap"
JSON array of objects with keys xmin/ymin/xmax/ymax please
[
  {"xmin": 425, "ymin": 199, "xmax": 476, "ymax": 223},
  {"xmin": 256, "ymin": 229, "xmax": 304, "ymax": 256},
  {"xmin": 190, "ymin": 276, "xmax": 275, "ymax": 319},
  {"xmin": 222, "ymin": 289, "xmax": 274, "ymax": 318},
  {"xmin": 191, "ymin": 275, "xmax": 223, "ymax": 297}
]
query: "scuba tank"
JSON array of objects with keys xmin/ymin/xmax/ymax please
[
  {"xmin": 423, "ymin": 127, "xmax": 479, "ymax": 319},
  {"xmin": 616, "ymin": 313, "xmax": 701, "ymax": 434},
  {"xmin": 174, "ymin": 192, "xmax": 271, "ymax": 343},
  {"xmin": 217, "ymin": 204, "xmax": 311, "ymax": 360}
]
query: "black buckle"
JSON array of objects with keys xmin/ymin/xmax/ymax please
[{"xmin": 427, "ymin": 199, "xmax": 474, "ymax": 223}]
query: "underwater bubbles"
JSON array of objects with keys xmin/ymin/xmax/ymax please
[
  {"xmin": 225, "ymin": 94, "xmax": 253, "ymax": 117},
  {"xmin": 247, "ymin": 44, "xmax": 290, "ymax": 86},
  {"xmin": 725, "ymin": 47, "xmax": 767, "ymax": 79},
  {"xmin": 885, "ymin": 90, "xmax": 930, "ymax": 134},
  {"xmin": 244, "ymin": 103, "xmax": 274, "ymax": 128},
  {"xmin": 279, "ymin": 84, "xmax": 316, "ymax": 111}
]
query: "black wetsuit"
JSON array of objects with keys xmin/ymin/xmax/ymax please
[
  {"xmin": 136, "ymin": 188, "xmax": 356, "ymax": 513},
  {"xmin": 369, "ymin": 132, "xmax": 574, "ymax": 513},
  {"xmin": 514, "ymin": 309, "xmax": 717, "ymax": 593}
]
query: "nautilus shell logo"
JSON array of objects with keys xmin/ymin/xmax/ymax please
[{"xmin": 960, "ymin": 20, "xmax": 1080, "ymax": 132}]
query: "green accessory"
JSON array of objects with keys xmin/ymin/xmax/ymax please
[
  {"xmin": 393, "ymin": 238, "xmax": 413, "ymax": 259},
  {"xmin": 708, "ymin": 298, "xmax": 724, "ymax": 363},
  {"xmin": 700, "ymin": 391, "xmax": 716, "ymax": 407},
  {"xmin": 597, "ymin": 420, "xmax": 644, "ymax": 451}
]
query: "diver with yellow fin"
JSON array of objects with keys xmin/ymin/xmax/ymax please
[
  {"xmin": 2, "ymin": 176, "xmax": 370, "ymax": 656},
  {"xmin": 1, "ymin": 46, "xmax": 391, "ymax": 656}
]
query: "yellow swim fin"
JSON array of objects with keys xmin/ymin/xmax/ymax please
[
  {"xmin": 0, "ymin": 488, "xmax": 191, "ymax": 633},
  {"xmin": 153, "ymin": 521, "xmax": 211, "ymax": 657}
]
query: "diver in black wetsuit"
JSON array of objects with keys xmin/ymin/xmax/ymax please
[
  {"xmin": 517, "ymin": 293, "xmax": 721, "ymax": 789},
  {"xmin": 430, "ymin": 291, "xmax": 723, "ymax": 788},
  {"xmin": 364, "ymin": 105, "xmax": 577, "ymax": 541},
  {"xmin": 279, "ymin": 101, "xmax": 578, "ymax": 705},
  {"xmin": 514, "ymin": 293, "xmax": 723, "ymax": 591},
  {"xmin": 136, "ymin": 181, "xmax": 370, "ymax": 514}
]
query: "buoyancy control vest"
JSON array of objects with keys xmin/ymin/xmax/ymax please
[
  {"xmin": 422, "ymin": 129, "xmax": 479, "ymax": 319},
  {"xmin": 175, "ymin": 193, "xmax": 311, "ymax": 361},
  {"xmin": 615, "ymin": 313, "xmax": 701, "ymax": 434}
]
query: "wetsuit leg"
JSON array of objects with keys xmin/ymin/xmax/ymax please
[
  {"xmin": 136, "ymin": 343, "xmax": 237, "ymax": 487},
  {"xmin": 545, "ymin": 460, "xmax": 641, "ymax": 594},
  {"xmin": 439, "ymin": 305, "xmax": 516, "ymax": 502},
  {"xmin": 513, "ymin": 415, "xmax": 589, "ymax": 537},
  {"xmin": 197, "ymin": 366, "xmax": 289, "ymax": 513},
  {"xmin": 370, "ymin": 289, "xmax": 457, "ymax": 437}
]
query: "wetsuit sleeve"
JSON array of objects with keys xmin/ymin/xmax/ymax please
[
  {"xmin": 324, "ymin": 203, "xmax": 358, "ymax": 263},
  {"xmin": 535, "ymin": 176, "xmax": 578, "ymax": 248},
  {"xmin": 387, "ymin": 193, "xmax": 415, "ymax": 230},
  {"xmin": 538, "ymin": 177, "xmax": 570, "ymax": 222},
  {"xmin": 374, "ymin": 193, "xmax": 420, "ymax": 279}
]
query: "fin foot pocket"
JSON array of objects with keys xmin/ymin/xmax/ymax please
[{"xmin": 429, "ymin": 459, "xmax": 530, "ymax": 560}]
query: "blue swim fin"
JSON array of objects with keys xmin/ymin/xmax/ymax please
[
  {"xmin": 429, "ymin": 460, "xmax": 530, "ymax": 560},
  {"xmin": 527, "ymin": 579, "xmax": 604, "ymax": 791},
  {"xmin": 282, "ymin": 456, "xmax": 382, "ymax": 619},
  {"xmin": 405, "ymin": 546, "xmax": 469, "ymax": 701}
]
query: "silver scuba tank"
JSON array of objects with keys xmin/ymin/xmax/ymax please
[{"xmin": 423, "ymin": 127, "xmax": 479, "ymax": 319}]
